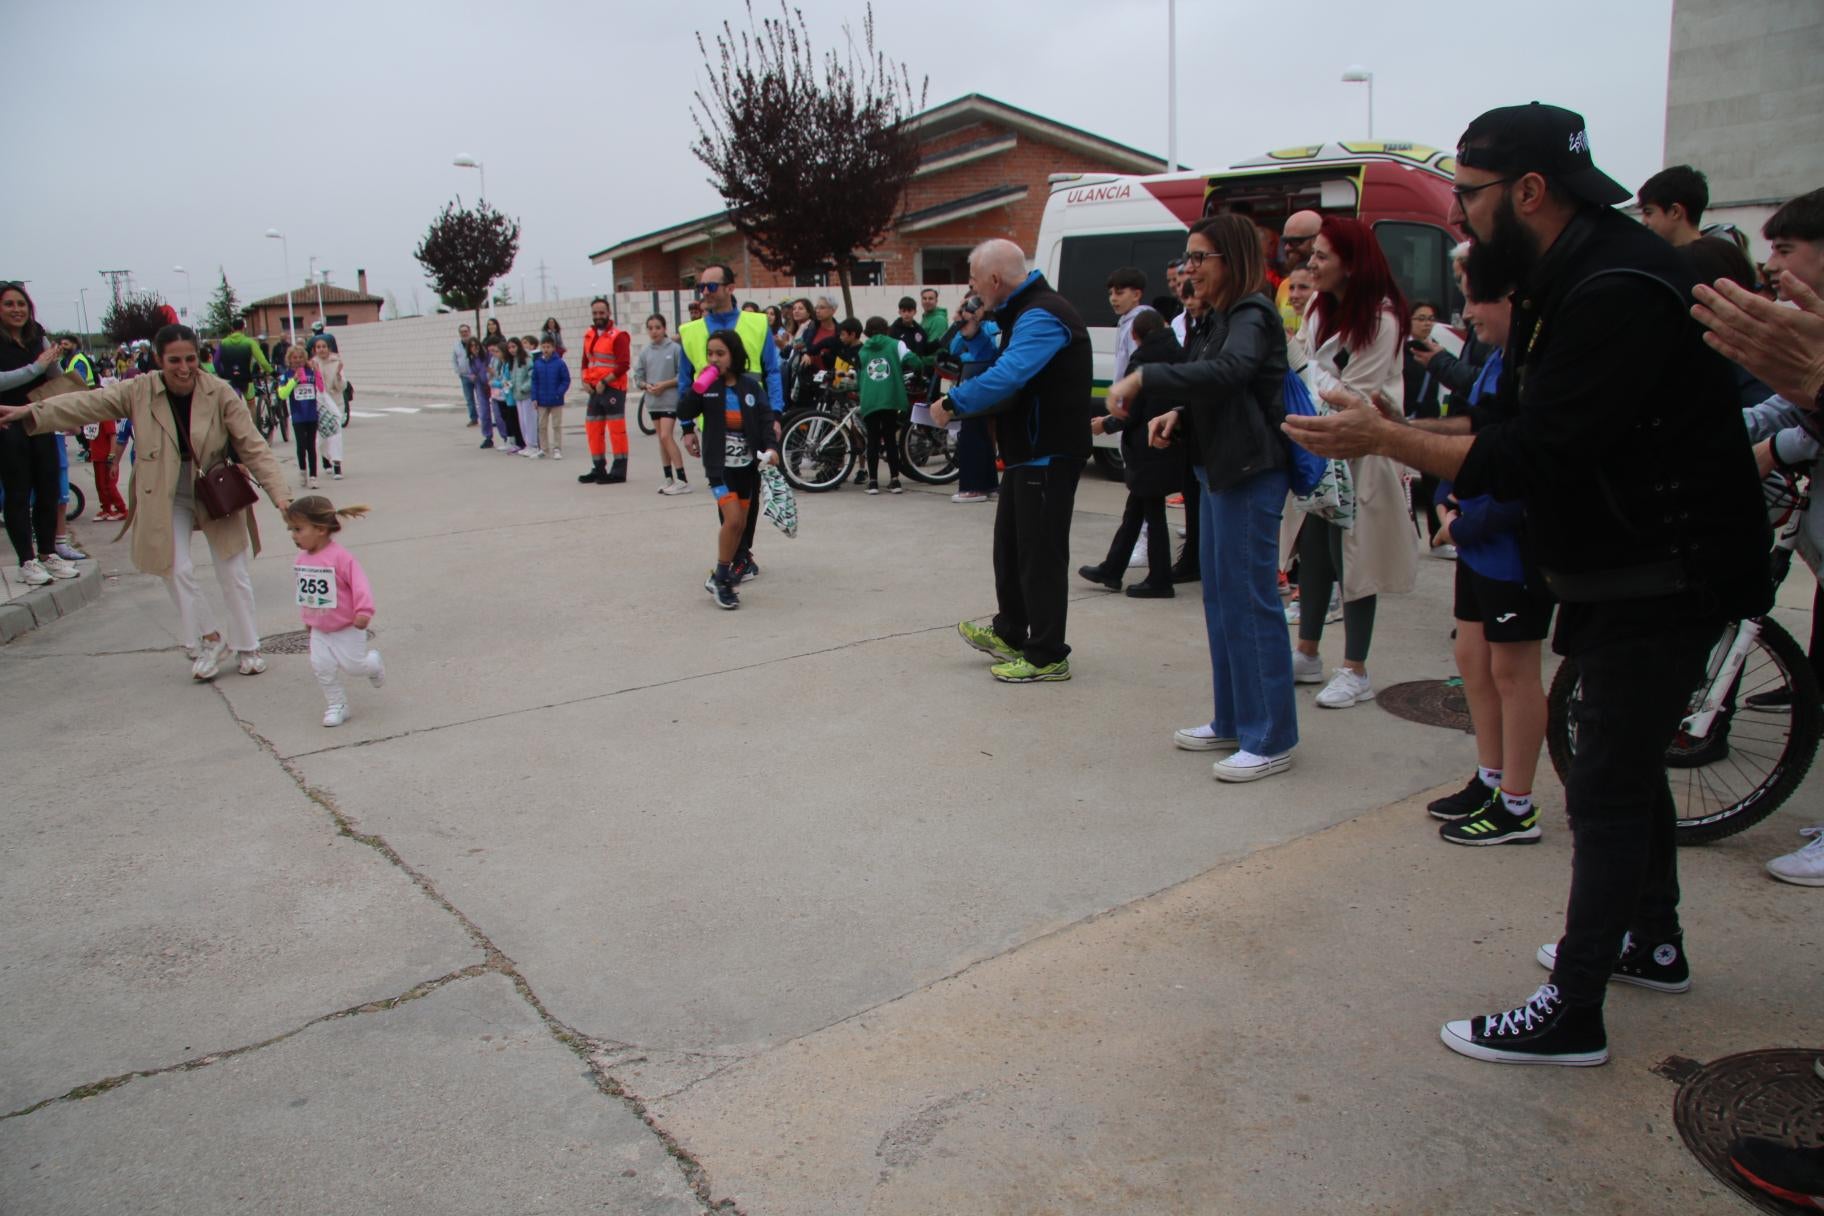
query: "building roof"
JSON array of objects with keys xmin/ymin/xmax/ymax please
[
  {"xmin": 588, "ymin": 94, "xmax": 1167, "ymax": 265},
  {"xmin": 244, "ymin": 282, "xmax": 382, "ymax": 309}
]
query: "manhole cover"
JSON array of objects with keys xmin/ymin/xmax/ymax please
[
  {"xmin": 1673, "ymin": 1048, "xmax": 1824, "ymax": 1213},
  {"xmin": 1376, "ymin": 679, "xmax": 1474, "ymax": 733},
  {"xmin": 261, "ymin": 629, "xmax": 372, "ymax": 656}
]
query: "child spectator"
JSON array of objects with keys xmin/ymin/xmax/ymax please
[
  {"xmin": 1079, "ymin": 308, "xmax": 1183, "ymax": 596},
  {"xmin": 286, "ymin": 495, "xmax": 384, "ymax": 728},
  {"xmin": 278, "ymin": 345, "xmax": 325, "ymax": 488},
  {"xmin": 676, "ymin": 330, "xmax": 776, "ymax": 610},
  {"xmin": 855, "ymin": 316, "xmax": 924, "ymax": 494},
  {"xmin": 467, "ymin": 338, "xmax": 495, "ymax": 448},
  {"xmin": 507, "ymin": 337, "xmax": 539, "ymax": 457},
  {"xmin": 486, "ymin": 339, "xmax": 522, "ymax": 453},
  {"xmin": 311, "ymin": 337, "xmax": 348, "ymax": 479},
  {"xmin": 636, "ymin": 315, "xmax": 689, "ymax": 494},
  {"xmin": 807, "ymin": 317, "xmax": 864, "ymax": 374},
  {"xmin": 888, "ymin": 297, "xmax": 933, "ymax": 357},
  {"xmin": 530, "ymin": 336, "xmax": 571, "ymax": 459}
]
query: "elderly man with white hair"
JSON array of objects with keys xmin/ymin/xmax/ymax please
[{"xmin": 929, "ymin": 239, "xmax": 1093, "ymax": 683}]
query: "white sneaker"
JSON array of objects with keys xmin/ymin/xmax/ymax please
[
  {"xmin": 41, "ymin": 552, "xmax": 79, "ymax": 580},
  {"xmin": 1433, "ymin": 544, "xmax": 1458, "ymax": 561},
  {"xmin": 666, "ymin": 481, "xmax": 694, "ymax": 495},
  {"xmin": 1324, "ymin": 591, "xmax": 1343, "ymax": 623},
  {"xmin": 192, "ymin": 637, "xmax": 228, "ymax": 681},
  {"xmin": 1214, "ymin": 750, "xmax": 1294, "ymax": 783},
  {"xmin": 367, "ymin": 649, "xmax": 386, "ymax": 688},
  {"xmin": 237, "ymin": 651, "xmax": 267, "ymax": 676},
  {"xmin": 951, "ymin": 491, "xmax": 988, "ymax": 503},
  {"xmin": 1285, "ymin": 600, "xmax": 1302, "ymax": 625},
  {"xmin": 552, "ymin": 449, "xmax": 564, "ymax": 460},
  {"xmin": 1128, "ymin": 524, "xmax": 1149, "ymax": 568},
  {"xmin": 658, "ymin": 479, "xmax": 676, "ymax": 495},
  {"xmin": 19, "ymin": 558, "xmax": 51, "ymax": 586},
  {"xmin": 332, "ymin": 470, "xmax": 343, "ymax": 480},
  {"xmin": 1767, "ymin": 832, "xmax": 1824, "ymax": 886},
  {"xmin": 322, "ymin": 703, "xmax": 349, "ymax": 728},
  {"xmin": 1315, "ymin": 667, "xmax": 1374, "ymax": 708},
  {"xmin": 521, "ymin": 447, "xmax": 542, "ymax": 458},
  {"xmin": 1174, "ymin": 724, "xmax": 1239, "ymax": 751},
  {"xmin": 1291, "ymin": 650, "xmax": 1324, "ymax": 684},
  {"xmin": 54, "ymin": 539, "xmax": 87, "ymax": 561},
  {"xmin": 299, "ymin": 470, "xmax": 311, "ymax": 486},
  {"xmin": 308, "ymin": 477, "xmax": 319, "ymax": 489}
]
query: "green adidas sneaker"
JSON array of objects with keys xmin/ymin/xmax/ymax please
[
  {"xmin": 957, "ymin": 619, "xmax": 1020, "ymax": 664},
  {"xmin": 991, "ymin": 656, "xmax": 1072, "ymax": 683},
  {"xmin": 1439, "ymin": 798, "xmax": 1541, "ymax": 846}
]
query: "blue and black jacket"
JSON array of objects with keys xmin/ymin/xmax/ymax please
[{"xmin": 945, "ymin": 271, "xmax": 1092, "ymax": 468}]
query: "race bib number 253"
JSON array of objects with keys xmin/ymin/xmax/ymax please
[{"xmin": 295, "ymin": 564, "xmax": 337, "ymax": 610}]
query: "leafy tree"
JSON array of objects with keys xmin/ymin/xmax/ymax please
[
  {"xmin": 102, "ymin": 291, "xmax": 172, "ymax": 346},
  {"xmin": 693, "ymin": 0, "xmax": 925, "ymax": 318},
  {"xmin": 414, "ymin": 198, "xmax": 521, "ymax": 331},
  {"xmin": 203, "ymin": 269, "xmax": 241, "ymax": 337}
]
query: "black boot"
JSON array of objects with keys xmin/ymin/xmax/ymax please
[
  {"xmin": 602, "ymin": 456, "xmax": 628, "ymax": 484},
  {"xmin": 1125, "ymin": 579, "xmax": 1175, "ymax": 599},
  {"xmin": 578, "ymin": 460, "xmax": 609, "ymax": 484},
  {"xmin": 1077, "ymin": 564, "xmax": 1121, "ymax": 591},
  {"xmin": 1170, "ymin": 545, "xmax": 1200, "ymax": 584}
]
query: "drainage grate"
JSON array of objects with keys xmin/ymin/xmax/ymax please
[
  {"xmin": 261, "ymin": 629, "xmax": 373, "ymax": 656},
  {"xmin": 1672, "ymin": 1048, "xmax": 1824, "ymax": 1214},
  {"xmin": 1375, "ymin": 679, "xmax": 1475, "ymax": 733}
]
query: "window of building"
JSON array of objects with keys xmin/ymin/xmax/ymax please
[
  {"xmin": 918, "ymin": 247, "xmax": 972, "ymax": 285},
  {"xmin": 1054, "ymin": 233, "xmax": 1188, "ymax": 327},
  {"xmin": 794, "ymin": 265, "xmax": 831, "ymax": 288},
  {"xmin": 849, "ymin": 261, "xmax": 883, "ymax": 287},
  {"xmin": 326, "ymin": 314, "xmax": 350, "ymax": 327}
]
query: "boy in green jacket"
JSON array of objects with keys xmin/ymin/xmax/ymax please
[{"xmin": 856, "ymin": 316, "xmax": 927, "ymax": 494}]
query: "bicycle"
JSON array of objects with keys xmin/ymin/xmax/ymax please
[
  {"xmin": 780, "ymin": 401, "xmax": 866, "ymax": 492},
  {"xmin": 251, "ymin": 375, "xmax": 289, "ymax": 446},
  {"xmin": 1544, "ymin": 470, "xmax": 1821, "ymax": 843}
]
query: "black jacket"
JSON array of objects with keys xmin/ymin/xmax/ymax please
[
  {"xmin": 1454, "ymin": 208, "xmax": 1771, "ymax": 654},
  {"xmin": 1140, "ymin": 292, "xmax": 1289, "ymax": 494},
  {"xmin": 1102, "ymin": 327, "xmax": 1185, "ymax": 498},
  {"xmin": 959, "ymin": 273, "xmax": 1092, "ymax": 467},
  {"xmin": 888, "ymin": 317, "xmax": 932, "ymax": 358},
  {"xmin": 1428, "ymin": 335, "xmax": 1488, "ymax": 405},
  {"xmin": 678, "ymin": 372, "xmax": 775, "ymax": 484}
]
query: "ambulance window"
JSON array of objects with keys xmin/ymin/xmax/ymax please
[
  {"xmin": 1056, "ymin": 233, "xmax": 1188, "ymax": 327},
  {"xmin": 1373, "ymin": 223, "xmax": 1460, "ymax": 319}
]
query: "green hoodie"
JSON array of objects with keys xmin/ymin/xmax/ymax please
[{"xmin": 855, "ymin": 333, "xmax": 926, "ymax": 418}]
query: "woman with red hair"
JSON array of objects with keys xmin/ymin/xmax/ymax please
[{"xmin": 1291, "ymin": 216, "xmax": 1420, "ymax": 709}]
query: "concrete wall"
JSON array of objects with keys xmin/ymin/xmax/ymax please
[
  {"xmin": 1665, "ymin": 0, "xmax": 1824, "ymax": 208},
  {"xmin": 331, "ymin": 287, "xmax": 977, "ymax": 398}
]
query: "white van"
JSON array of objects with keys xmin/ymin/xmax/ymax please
[{"xmin": 1034, "ymin": 141, "xmax": 1464, "ymax": 476}]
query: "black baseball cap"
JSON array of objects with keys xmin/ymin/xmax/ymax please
[{"xmin": 1456, "ymin": 102, "xmax": 1631, "ymax": 208}]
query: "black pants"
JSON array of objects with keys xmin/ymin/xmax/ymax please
[
  {"xmin": 293, "ymin": 421, "xmax": 319, "ymax": 477},
  {"xmin": 957, "ymin": 417, "xmax": 999, "ymax": 494},
  {"xmin": 1177, "ymin": 462, "xmax": 1200, "ymax": 572},
  {"xmin": 1103, "ymin": 492, "xmax": 1170, "ymax": 582},
  {"xmin": 0, "ymin": 425, "xmax": 59, "ymax": 564},
  {"xmin": 1413, "ymin": 473, "xmax": 1443, "ymax": 541},
  {"xmin": 864, "ymin": 412, "xmax": 903, "ymax": 482},
  {"xmin": 734, "ymin": 421, "xmax": 779, "ymax": 562},
  {"xmin": 499, "ymin": 399, "xmax": 524, "ymax": 446},
  {"xmin": 1550, "ymin": 620, "xmax": 1719, "ymax": 1006},
  {"xmin": 990, "ymin": 458, "xmax": 1083, "ymax": 666}
]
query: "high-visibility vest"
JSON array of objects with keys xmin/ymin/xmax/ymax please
[
  {"xmin": 582, "ymin": 325, "xmax": 628, "ymax": 389},
  {"xmin": 679, "ymin": 311, "xmax": 769, "ymax": 390},
  {"xmin": 62, "ymin": 353, "xmax": 95, "ymax": 386}
]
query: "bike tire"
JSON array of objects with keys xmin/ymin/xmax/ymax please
[
  {"xmin": 637, "ymin": 393, "xmax": 655, "ymax": 436},
  {"xmin": 65, "ymin": 484, "xmax": 85, "ymax": 521},
  {"xmin": 898, "ymin": 421, "xmax": 960, "ymax": 484},
  {"xmin": 780, "ymin": 409, "xmax": 855, "ymax": 492},
  {"xmin": 1545, "ymin": 619, "xmax": 1822, "ymax": 844}
]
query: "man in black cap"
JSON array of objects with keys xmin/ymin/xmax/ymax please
[{"xmin": 1285, "ymin": 103, "xmax": 1770, "ymax": 1067}]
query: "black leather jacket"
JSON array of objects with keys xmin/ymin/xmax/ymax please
[{"xmin": 1140, "ymin": 292, "xmax": 1289, "ymax": 494}]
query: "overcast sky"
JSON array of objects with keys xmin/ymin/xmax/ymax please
[{"xmin": 11, "ymin": 0, "xmax": 1674, "ymax": 332}]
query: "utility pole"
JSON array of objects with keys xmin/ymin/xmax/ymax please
[
  {"xmin": 1167, "ymin": 0, "xmax": 1178, "ymax": 170},
  {"xmin": 99, "ymin": 269, "xmax": 131, "ymax": 307},
  {"xmin": 537, "ymin": 260, "xmax": 549, "ymax": 303}
]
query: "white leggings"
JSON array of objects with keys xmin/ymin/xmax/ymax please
[
  {"xmin": 167, "ymin": 468, "xmax": 259, "ymax": 653},
  {"xmin": 309, "ymin": 625, "xmax": 379, "ymax": 708}
]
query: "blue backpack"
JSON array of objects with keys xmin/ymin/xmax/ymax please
[{"xmin": 1280, "ymin": 369, "xmax": 1329, "ymax": 498}]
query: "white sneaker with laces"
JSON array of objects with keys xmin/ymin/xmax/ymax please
[
  {"xmin": 192, "ymin": 637, "xmax": 228, "ymax": 681},
  {"xmin": 1323, "ymin": 591, "xmax": 1343, "ymax": 623},
  {"xmin": 1174, "ymin": 724, "xmax": 1239, "ymax": 751},
  {"xmin": 951, "ymin": 491, "xmax": 988, "ymax": 503},
  {"xmin": 1315, "ymin": 667, "xmax": 1374, "ymax": 708},
  {"xmin": 41, "ymin": 552, "xmax": 79, "ymax": 580},
  {"xmin": 669, "ymin": 480, "xmax": 694, "ymax": 495},
  {"xmin": 1285, "ymin": 600, "xmax": 1302, "ymax": 624},
  {"xmin": 1214, "ymin": 750, "xmax": 1294, "ymax": 783},
  {"xmin": 19, "ymin": 558, "xmax": 52, "ymax": 586},
  {"xmin": 237, "ymin": 652, "xmax": 267, "ymax": 676},
  {"xmin": 521, "ymin": 447, "xmax": 542, "ymax": 458},
  {"xmin": 367, "ymin": 649, "xmax": 386, "ymax": 689},
  {"xmin": 322, "ymin": 703, "xmax": 349, "ymax": 728},
  {"xmin": 1291, "ymin": 650, "xmax": 1324, "ymax": 684},
  {"xmin": 1767, "ymin": 831, "xmax": 1824, "ymax": 886},
  {"xmin": 55, "ymin": 539, "xmax": 87, "ymax": 561}
]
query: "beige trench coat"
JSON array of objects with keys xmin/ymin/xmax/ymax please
[
  {"xmin": 1299, "ymin": 306, "xmax": 1420, "ymax": 603},
  {"xmin": 26, "ymin": 372, "xmax": 291, "ymax": 579}
]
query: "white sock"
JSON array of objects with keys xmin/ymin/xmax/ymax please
[
  {"xmin": 1478, "ymin": 766, "xmax": 1503, "ymax": 790},
  {"xmin": 1501, "ymin": 789, "xmax": 1533, "ymax": 817}
]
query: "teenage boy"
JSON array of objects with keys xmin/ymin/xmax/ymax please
[
  {"xmin": 1107, "ymin": 267, "xmax": 1157, "ymax": 568},
  {"xmin": 1637, "ymin": 165, "xmax": 1709, "ymax": 248},
  {"xmin": 889, "ymin": 297, "xmax": 933, "ymax": 357},
  {"xmin": 530, "ymin": 336, "xmax": 571, "ymax": 460},
  {"xmin": 578, "ymin": 298, "xmax": 631, "ymax": 485}
]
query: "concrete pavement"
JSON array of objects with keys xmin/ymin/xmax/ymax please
[{"xmin": 3, "ymin": 392, "xmax": 1818, "ymax": 1213}]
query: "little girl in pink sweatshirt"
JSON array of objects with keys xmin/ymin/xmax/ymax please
[{"xmin": 286, "ymin": 496, "xmax": 385, "ymax": 727}]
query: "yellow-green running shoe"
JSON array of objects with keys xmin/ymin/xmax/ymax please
[
  {"xmin": 991, "ymin": 656, "xmax": 1071, "ymax": 683},
  {"xmin": 957, "ymin": 619, "xmax": 1019, "ymax": 663}
]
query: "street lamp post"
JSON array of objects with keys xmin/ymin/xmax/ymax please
[
  {"xmin": 173, "ymin": 265, "xmax": 192, "ymax": 328},
  {"xmin": 265, "ymin": 229, "xmax": 295, "ymax": 341},
  {"xmin": 1341, "ymin": 66, "xmax": 1374, "ymax": 141},
  {"xmin": 308, "ymin": 255, "xmax": 330, "ymax": 334},
  {"xmin": 453, "ymin": 155, "xmax": 493, "ymax": 317},
  {"xmin": 77, "ymin": 288, "xmax": 90, "ymax": 348}
]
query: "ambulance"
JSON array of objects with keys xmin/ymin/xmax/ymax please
[{"xmin": 1033, "ymin": 141, "xmax": 1464, "ymax": 475}]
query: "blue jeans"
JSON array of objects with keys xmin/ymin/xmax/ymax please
[
  {"xmin": 460, "ymin": 377, "xmax": 478, "ymax": 422},
  {"xmin": 1198, "ymin": 466, "xmax": 1298, "ymax": 755}
]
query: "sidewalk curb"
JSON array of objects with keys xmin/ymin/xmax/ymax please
[{"xmin": 0, "ymin": 563, "xmax": 104, "ymax": 642}]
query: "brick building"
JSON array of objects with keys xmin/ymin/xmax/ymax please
[
  {"xmin": 243, "ymin": 270, "xmax": 384, "ymax": 341},
  {"xmin": 590, "ymin": 95, "xmax": 1167, "ymax": 292}
]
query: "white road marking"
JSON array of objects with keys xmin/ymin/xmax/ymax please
[{"xmin": 381, "ymin": 407, "xmax": 423, "ymax": 414}]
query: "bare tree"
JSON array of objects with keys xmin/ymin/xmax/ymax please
[
  {"xmin": 693, "ymin": 1, "xmax": 926, "ymax": 318},
  {"xmin": 414, "ymin": 198, "xmax": 521, "ymax": 332}
]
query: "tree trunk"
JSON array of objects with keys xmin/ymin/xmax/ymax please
[{"xmin": 836, "ymin": 262, "xmax": 855, "ymax": 321}]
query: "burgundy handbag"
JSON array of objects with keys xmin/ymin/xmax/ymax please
[{"xmin": 194, "ymin": 459, "xmax": 259, "ymax": 519}]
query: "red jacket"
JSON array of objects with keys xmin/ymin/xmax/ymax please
[{"xmin": 582, "ymin": 325, "xmax": 630, "ymax": 391}]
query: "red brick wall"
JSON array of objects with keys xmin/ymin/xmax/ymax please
[{"xmin": 611, "ymin": 119, "xmax": 1150, "ymax": 292}]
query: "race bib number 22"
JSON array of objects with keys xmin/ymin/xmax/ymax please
[{"xmin": 295, "ymin": 564, "xmax": 337, "ymax": 610}]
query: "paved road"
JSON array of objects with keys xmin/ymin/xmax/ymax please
[{"xmin": 3, "ymin": 393, "xmax": 1818, "ymax": 1213}]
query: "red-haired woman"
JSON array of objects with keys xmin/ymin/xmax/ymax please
[{"xmin": 1292, "ymin": 216, "xmax": 1419, "ymax": 709}]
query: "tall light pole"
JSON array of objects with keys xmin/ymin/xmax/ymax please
[
  {"xmin": 172, "ymin": 265, "xmax": 192, "ymax": 328},
  {"xmin": 1341, "ymin": 66, "xmax": 1374, "ymax": 141},
  {"xmin": 265, "ymin": 229, "xmax": 295, "ymax": 341},
  {"xmin": 316, "ymin": 266, "xmax": 331, "ymax": 333},
  {"xmin": 77, "ymin": 288, "xmax": 90, "ymax": 346},
  {"xmin": 308, "ymin": 255, "xmax": 329, "ymax": 332},
  {"xmin": 1166, "ymin": 0, "xmax": 1178, "ymax": 170},
  {"xmin": 452, "ymin": 154, "xmax": 486, "ymax": 203}
]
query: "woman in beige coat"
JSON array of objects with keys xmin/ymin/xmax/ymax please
[
  {"xmin": 0, "ymin": 324, "xmax": 291, "ymax": 679},
  {"xmin": 1292, "ymin": 217, "xmax": 1420, "ymax": 709}
]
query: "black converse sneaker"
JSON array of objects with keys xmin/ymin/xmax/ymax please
[
  {"xmin": 1439, "ymin": 797, "xmax": 1541, "ymax": 846},
  {"xmin": 1535, "ymin": 932, "xmax": 1691, "ymax": 993},
  {"xmin": 1428, "ymin": 774, "xmax": 1497, "ymax": 821},
  {"xmin": 1440, "ymin": 984, "xmax": 1609, "ymax": 1066}
]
